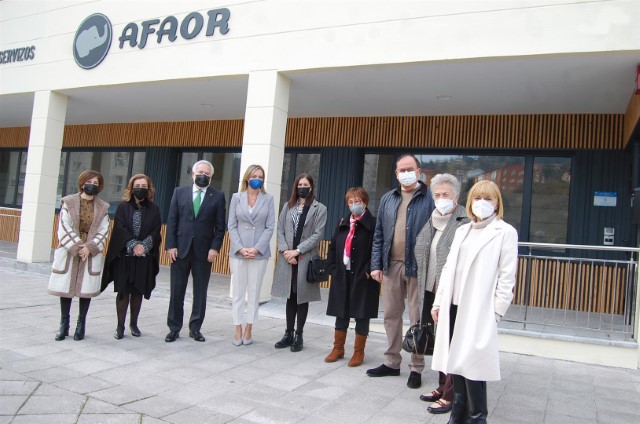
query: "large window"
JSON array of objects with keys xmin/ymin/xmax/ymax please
[
  {"xmin": 530, "ymin": 157, "xmax": 571, "ymax": 243},
  {"xmin": 177, "ymin": 151, "xmax": 241, "ymax": 214},
  {"xmin": 0, "ymin": 150, "xmax": 27, "ymax": 208},
  {"xmin": 279, "ymin": 152, "xmax": 321, "ymax": 207},
  {"xmin": 57, "ymin": 151, "xmax": 146, "ymax": 209},
  {"xmin": 363, "ymin": 153, "xmax": 571, "ymax": 242}
]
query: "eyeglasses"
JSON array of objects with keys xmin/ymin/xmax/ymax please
[{"xmin": 347, "ymin": 200, "xmax": 363, "ymax": 206}]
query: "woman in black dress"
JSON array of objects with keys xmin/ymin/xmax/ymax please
[{"xmin": 102, "ymin": 174, "xmax": 162, "ymax": 339}]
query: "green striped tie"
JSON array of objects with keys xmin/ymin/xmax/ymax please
[{"xmin": 193, "ymin": 189, "xmax": 202, "ymax": 216}]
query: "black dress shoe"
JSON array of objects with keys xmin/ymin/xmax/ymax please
[
  {"xmin": 114, "ymin": 326, "xmax": 124, "ymax": 340},
  {"xmin": 165, "ymin": 331, "xmax": 179, "ymax": 342},
  {"xmin": 420, "ymin": 389, "xmax": 442, "ymax": 402},
  {"xmin": 407, "ymin": 371, "xmax": 422, "ymax": 389},
  {"xmin": 427, "ymin": 399, "xmax": 452, "ymax": 414},
  {"xmin": 130, "ymin": 325, "xmax": 141, "ymax": 337},
  {"xmin": 366, "ymin": 364, "xmax": 400, "ymax": 377},
  {"xmin": 189, "ymin": 330, "xmax": 205, "ymax": 342}
]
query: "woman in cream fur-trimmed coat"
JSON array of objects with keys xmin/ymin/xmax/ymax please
[
  {"xmin": 431, "ymin": 180, "xmax": 518, "ymax": 424},
  {"xmin": 48, "ymin": 170, "xmax": 110, "ymax": 341}
]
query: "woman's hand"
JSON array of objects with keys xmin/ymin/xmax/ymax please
[
  {"xmin": 431, "ymin": 309, "xmax": 439, "ymax": 324},
  {"xmin": 133, "ymin": 244, "xmax": 145, "ymax": 256},
  {"xmin": 78, "ymin": 245, "xmax": 90, "ymax": 262}
]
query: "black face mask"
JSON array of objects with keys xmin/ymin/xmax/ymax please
[
  {"xmin": 133, "ymin": 188, "xmax": 148, "ymax": 201},
  {"xmin": 83, "ymin": 184, "xmax": 99, "ymax": 196},
  {"xmin": 297, "ymin": 187, "xmax": 311, "ymax": 199},
  {"xmin": 194, "ymin": 174, "xmax": 210, "ymax": 188}
]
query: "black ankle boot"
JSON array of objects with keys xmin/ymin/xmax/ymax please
[
  {"xmin": 73, "ymin": 315, "xmax": 86, "ymax": 340},
  {"xmin": 55, "ymin": 314, "xmax": 70, "ymax": 341},
  {"xmin": 274, "ymin": 330, "xmax": 294, "ymax": 349},
  {"xmin": 290, "ymin": 332, "xmax": 303, "ymax": 352}
]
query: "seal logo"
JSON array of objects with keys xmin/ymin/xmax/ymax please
[{"xmin": 73, "ymin": 14, "xmax": 112, "ymax": 69}]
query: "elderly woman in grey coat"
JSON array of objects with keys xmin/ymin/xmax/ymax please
[
  {"xmin": 271, "ymin": 173, "xmax": 327, "ymax": 352},
  {"xmin": 414, "ymin": 173, "xmax": 469, "ymax": 415}
]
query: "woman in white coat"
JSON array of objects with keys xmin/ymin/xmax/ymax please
[
  {"xmin": 48, "ymin": 170, "xmax": 110, "ymax": 341},
  {"xmin": 228, "ymin": 164, "xmax": 275, "ymax": 346},
  {"xmin": 431, "ymin": 180, "xmax": 518, "ymax": 424}
]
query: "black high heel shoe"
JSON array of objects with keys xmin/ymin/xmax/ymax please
[
  {"xmin": 73, "ymin": 315, "xmax": 86, "ymax": 341},
  {"xmin": 114, "ymin": 326, "xmax": 124, "ymax": 340}
]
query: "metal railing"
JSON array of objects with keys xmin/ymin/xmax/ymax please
[{"xmin": 503, "ymin": 242, "xmax": 639, "ymax": 342}]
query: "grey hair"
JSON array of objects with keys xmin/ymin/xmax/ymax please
[
  {"xmin": 430, "ymin": 173, "xmax": 460, "ymax": 197},
  {"xmin": 192, "ymin": 160, "xmax": 214, "ymax": 174}
]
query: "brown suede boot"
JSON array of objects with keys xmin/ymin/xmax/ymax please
[
  {"xmin": 348, "ymin": 333, "xmax": 367, "ymax": 367},
  {"xmin": 324, "ymin": 329, "xmax": 347, "ymax": 362}
]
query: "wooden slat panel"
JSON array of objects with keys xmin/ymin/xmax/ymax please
[
  {"xmin": 285, "ymin": 114, "xmax": 625, "ymax": 149},
  {"xmin": 0, "ymin": 114, "xmax": 625, "ymax": 150},
  {"xmin": 513, "ymin": 257, "xmax": 627, "ymax": 315},
  {"xmin": 0, "ymin": 127, "xmax": 29, "ymax": 148},
  {"xmin": 624, "ymin": 94, "xmax": 640, "ymax": 148}
]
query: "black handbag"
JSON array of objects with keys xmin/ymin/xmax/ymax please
[
  {"xmin": 402, "ymin": 320, "xmax": 435, "ymax": 356},
  {"xmin": 306, "ymin": 256, "xmax": 329, "ymax": 283}
]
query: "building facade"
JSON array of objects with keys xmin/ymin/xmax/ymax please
[{"xmin": 1, "ymin": 0, "xmax": 640, "ymax": 368}]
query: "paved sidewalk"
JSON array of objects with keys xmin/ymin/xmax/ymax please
[{"xmin": 1, "ymin": 259, "xmax": 639, "ymax": 423}]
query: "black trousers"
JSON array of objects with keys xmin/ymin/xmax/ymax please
[
  {"xmin": 448, "ymin": 305, "xmax": 488, "ymax": 424},
  {"xmin": 167, "ymin": 246, "xmax": 212, "ymax": 333}
]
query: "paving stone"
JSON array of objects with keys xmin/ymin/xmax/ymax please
[
  {"xmin": 89, "ymin": 385, "xmax": 153, "ymax": 405},
  {"xmin": 11, "ymin": 414, "xmax": 78, "ymax": 424},
  {"xmin": 239, "ymin": 405, "xmax": 306, "ymax": 424},
  {"xmin": 164, "ymin": 406, "xmax": 235, "ymax": 424},
  {"xmin": 81, "ymin": 398, "xmax": 131, "ymax": 414},
  {"xmin": 0, "ymin": 395, "xmax": 27, "ymax": 415},
  {"xmin": 123, "ymin": 395, "xmax": 192, "ymax": 418},
  {"xmin": 77, "ymin": 413, "xmax": 142, "ymax": 423},
  {"xmin": 53, "ymin": 375, "xmax": 115, "ymax": 395},
  {"xmin": 0, "ymin": 380, "xmax": 38, "ymax": 395},
  {"xmin": 596, "ymin": 409, "xmax": 640, "ymax": 424},
  {"xmin": 18, "ymin": 394, "xmax": 86, "ymax": 414}
]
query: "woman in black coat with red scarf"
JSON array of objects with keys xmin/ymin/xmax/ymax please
[
  {"xmin": 102, "ymin": 174, "xmax": 162, "ymax": 340},
  {"xmin": 325, "ymin": 187, "xmax": 379, "ymax": 367}
]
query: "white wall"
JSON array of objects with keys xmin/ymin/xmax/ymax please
[{"xmin": 2, "ymin": 0, "xmax": 640, "ymax": 95}]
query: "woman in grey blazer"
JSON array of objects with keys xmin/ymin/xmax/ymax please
[
  {"xmin": 271, "ymin": 173, "xmax": 327, "ymax": 352},
  {"xmin": 228, "ymin": 165, "xmax": 276, "ymax": 346}
]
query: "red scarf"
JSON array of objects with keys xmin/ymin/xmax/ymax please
[{"xmin": 343, "ymin": 214, "xmax": 362, "ymax": 266}]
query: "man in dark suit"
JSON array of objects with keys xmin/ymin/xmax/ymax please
[{"xmin": 165, "ymin": 160, "xmax": 226, "ymax": 342}]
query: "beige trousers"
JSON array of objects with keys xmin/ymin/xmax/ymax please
[{"xmin": 382, "ymin": 260, "xmax": 424, "ymax": 372}]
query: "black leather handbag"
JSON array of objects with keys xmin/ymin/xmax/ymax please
[
  {"xmin": 402, "ymin": 320, "xmax": 435, "ymax": 355},
  {"xmin": 306, "ymin": 256, "xmax": 329, "ymax": 283}
]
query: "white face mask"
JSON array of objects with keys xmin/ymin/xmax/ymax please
[
  {"xmin": 472, "ymin": 199, "xmax": 496, "ymax": 219},
  {"xmin": 398, "ymin": 171, "xmax": 418, "ymax": 187},
  {"xmin": 435, "ymin": 199, "xmax": 454, "ymax": 215}
]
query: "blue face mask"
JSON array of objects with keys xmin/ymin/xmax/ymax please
[{"xmin": 248, "ymin": 178, "xmax": 263, "ymax": 190}]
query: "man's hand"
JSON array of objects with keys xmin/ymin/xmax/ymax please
[
  {"xmin": 207, "ymin": 249, "xmax": 219, "ymax": 263},
  {"xmin": 371, "ymin": 270, "xmax": 383, "ymax": 283},
  {"xmin": 167, "ymin": 248, "xmax": 178, "ymax": 263}
]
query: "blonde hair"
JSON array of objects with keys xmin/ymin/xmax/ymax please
[
  {"xmin": 466, "ymin": 180, "xmax": 504, "ymax": 220},
  {"xmin": 240, "ymin": 164, "xmax": 266, "ymax": 193}
]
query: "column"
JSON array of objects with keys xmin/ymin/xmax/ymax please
[
  {"xmin": 17, "ymin": 91, "xmax": 68, "ymax": 263},
  {"xmin": 239, "ymin": 70, "xmax": 290, "ymax": 301}
]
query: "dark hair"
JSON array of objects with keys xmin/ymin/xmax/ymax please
[
  {"xmin": 123, "ymin": 174, "xmax": 155, "ymax": 202},
  {"xmin": 287, "ymin": 173, "xmax": 315, "ymax": 208},
  {"xmin": 396, "ymin": 153, "xmax": 421, "ymax": 170},
  {"xmin": 77, "ymin": 170, "xmax": 104, "ymax": 193},
  {"xmin": 344, "ymin": 187, "xmax": 369, "ymax": 206}
]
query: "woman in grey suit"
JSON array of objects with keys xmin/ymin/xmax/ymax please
[
  {"xmin": 228, "ymin": 165, "xmax": 276, "ymax": 346},
  {"xmin": 271, "ymin": 173, "xmax": 327, "ymax": 352}
]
